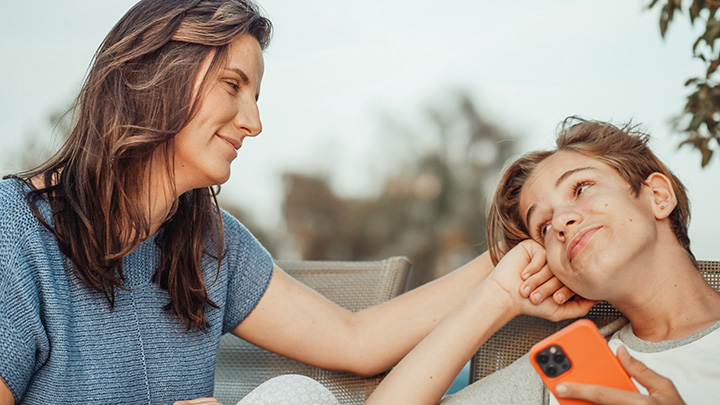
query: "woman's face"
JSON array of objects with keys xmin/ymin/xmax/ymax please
[
  {"xmin": 518, "ymin": 151, "xmax": 658, "ymax": 299},
  {"xmin": 172, "ymin": 34, "xmax": 264, "ymax": 194}
]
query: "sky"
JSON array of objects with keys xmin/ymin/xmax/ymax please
[{"xmin": 1, "ymin": 0, "xmax": 718, "ymax": 261}]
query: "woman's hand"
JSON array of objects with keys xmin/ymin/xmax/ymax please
[
  {"xmin": 488, "ymin": 240, "xmax": 597, "ymax": 321},
  {"xmin": 173, "ymin": 397, "xmax": 223, "ymax": 405},
  {"xmin": 555, "ymin": 346, "xmax": 686, "ymax": 405}
]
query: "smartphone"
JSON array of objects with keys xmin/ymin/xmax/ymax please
[{"xmin": 529, "ymin": 319, "xmax": 638, "ymax": 405}]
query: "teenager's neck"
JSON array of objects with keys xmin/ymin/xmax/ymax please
[{"xmin": 613, "ymin": 250, "xmax": 720, "ymax": 342}]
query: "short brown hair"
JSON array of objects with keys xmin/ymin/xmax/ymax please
[{"xmin": 487, "ymin": 117, "xmax": 692, "ymax": 265}]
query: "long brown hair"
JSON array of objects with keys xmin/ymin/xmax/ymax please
[
  {"xmin": 10, "ymin": 0, "xmax": 272, "ymax": 330},
  {"xmin": 487, "ymin": 117, "xmax": 692, "ymax": 265}
]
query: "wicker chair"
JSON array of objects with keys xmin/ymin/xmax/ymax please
[
  {"xmin": 213, "ymin": 256, "xmax": 412, "ymax": 405},
  {"xmin": 470, "ymin": 260, "xmax": 720, "ymax": 383}
]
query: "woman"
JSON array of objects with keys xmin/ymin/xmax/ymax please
[
  {"xmin": 0, "ymin": 1, "xmax": 567, "ymax": 404},
  {"xmin": 367, "ymin": 118, "xmax": 720, "ymax": 404}
]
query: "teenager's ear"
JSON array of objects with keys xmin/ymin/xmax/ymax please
[{"xmin": 644, "ymin": 172, "xmax": 676, "ymax": 219}]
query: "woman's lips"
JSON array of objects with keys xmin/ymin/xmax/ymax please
[
  {"xmin": 567, "ymin": 227, "xmax": 600, "ymax": 262},
  {"xmin": 216, "ymin": 134, "xmax": 241, "ymax": 153}
]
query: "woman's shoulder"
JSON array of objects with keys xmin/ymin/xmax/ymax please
[
  {"xmin": 0, "ymin": 177, "xmax": 51, "ymax": 251},
  {"xmin": 220, "ymin": 209, "xmax": 258, "ymax": 243},
  {"xmin": 218, "ymin": 208, "xmax": 272, "ymax": 265},
  {"xmin": 0, "ymin": 177, "xmax": 38, "ymax": 226},
  {"xmin": 0, "ymin": 176, "xmax": 30, "ymax": 201}
]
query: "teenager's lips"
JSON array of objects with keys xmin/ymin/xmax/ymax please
[{"xmin": 567, "ymin": 226, "xmax": 601, "ymax": 262}]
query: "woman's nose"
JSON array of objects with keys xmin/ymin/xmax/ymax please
[{"xmin": 234, "ymin": 99, "xmax": 262, "ymax": 137}]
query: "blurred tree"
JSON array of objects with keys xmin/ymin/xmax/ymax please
[
  {"xmin": 1, "ymin": 105, "xmax": 69, "ymax": 173},
  {"xmin": 281, "ymin": 92, "xmax": 517, "ymax": 288},
  {"xmin": 648, "ymin": 0, "xmax": 720, "ymax": 167}
]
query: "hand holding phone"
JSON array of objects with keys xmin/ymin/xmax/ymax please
[{"xmin": 529, "ymin": 319, "xmax": 638, "ymax": 405}]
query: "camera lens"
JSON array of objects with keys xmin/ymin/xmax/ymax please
[
  {"xmin": 537, "ymin": 354, "xmax": 549, "ymax": 364},
  {"xmin": 546, "ymin": 366, "xmax": 557, "ymax": 377},
  {"xmin": 553, "ymin": 354, "xmax": 565, "ymax": 364}
]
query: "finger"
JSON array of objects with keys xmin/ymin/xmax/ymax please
[
  {"xmin": 555, "ymin": 382, "xmax": 644, "ymax": 405},
  {"xmin": 616, "ymin": 346, "xmax": 680, "ymax": 396},
  {"xmin": 520, "ymin": 244, "xmax": 547, "ymax": 280},
  {"xmin": 545, "ymin": 297, "xmax": 598, "ymax": 322},
  {"xmin": 552, "ymin": 286, "xmax": 575, "ymax": 304},
  {"xmin": 529, "ymin": 275, "xmax": 564, "ymax": 305},
  {"xmin": 520, "ymin": 265, "xmax": 553, "ymax": 297}
]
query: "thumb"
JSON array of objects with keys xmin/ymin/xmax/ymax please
[{"xmin": 616, "ymin": 345, "xmax": 675, "ymax": 395}]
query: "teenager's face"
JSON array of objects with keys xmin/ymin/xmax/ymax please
[
  {"xmin": 172, "ymin": 34, "xmax": 264, "ymax": 193},
  {"xmin": 519, "ymin": 151, "xmax": 658, "ymax": 299}
]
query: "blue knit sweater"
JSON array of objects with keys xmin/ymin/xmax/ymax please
[{"xmin": 0, "ymin": 178, "xmax": 274, "ymax": 404}]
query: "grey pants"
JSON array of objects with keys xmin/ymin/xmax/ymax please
[{"xmin": 236, "ymin": 375, "xmax": 340, "ymax": 405}]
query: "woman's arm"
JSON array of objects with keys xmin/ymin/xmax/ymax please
[
  {"xmin": 0, "ymin": 378, "xmax": 14, "ymax": 405},
  {"xmin": 231, "ymin": 249, "xmax": 567, "ymax": 376},
  {"xmin": 366, "ymin": 240, "xmax": 597, "ymax": 404}
]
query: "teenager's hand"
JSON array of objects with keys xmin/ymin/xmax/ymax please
[
  {"xmin": 519, "ymin": 259, "xmax": 576, "ymax": 305},
  {"xmin": 555, "ymin": 346, "xmax": 686, "ymax": 405},
  {"xmin": 173, "ymin": 398, "xmax": 223, "ymax": 405},
  {"xmin": 488, "ymin": 240, "xmax": 596, "ymax": 321}
]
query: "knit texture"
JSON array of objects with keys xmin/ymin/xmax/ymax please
[{"xmin": 0, "ymin": 178, "xmax": 274, "ymax": 404}]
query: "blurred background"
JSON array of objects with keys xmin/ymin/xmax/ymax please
[{"xmin": 1, "ymin": 1, "xmax": 718, "ymax": 291}]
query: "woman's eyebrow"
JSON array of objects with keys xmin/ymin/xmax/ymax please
[
  {"xmin": 226, "ymin": 67, "xmax": 250, "ymax": 85},
  {"xmin": 523, "ymin": 166, "xmax": 597, "ymax": 228}
]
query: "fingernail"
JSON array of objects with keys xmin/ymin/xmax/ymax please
[
  {"xmin": 532, "ymin": 292, "xmax": 541, "ymax": 303},
  {"xmin": 521, "ymin": 272, "xmax": 529, "ymax": 280},
  {"xmin": 555, "ymin": 293, "xmax": 565, "ymax": 303},
  {"xmin": 523, "ymin": 285, "xmax": 531, "ymax": 296},
  {"xmin": 556, "ymin": 383, "xmax": 567, "ymax": 396}
]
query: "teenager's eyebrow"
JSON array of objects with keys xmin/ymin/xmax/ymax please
[
  {"xmin": 523, "ymin": 166, "xmax": 597, "ymax": 229},
  {"xmin": 554, "ymin": 166, "xmax": 595, "ymax": 188}
]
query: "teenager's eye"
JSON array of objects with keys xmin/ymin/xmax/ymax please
[
  {"xmin": 573, "ymin": 181, "xmax": 592, "ymax": 197},
  {"xmin": 537, "ymin": 222, "xmax": 552, "ymax": 239}
]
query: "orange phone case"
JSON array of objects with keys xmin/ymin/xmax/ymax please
[{"xmin": 529, "ymin": 319, "xmax": 638, "ymax": 405}]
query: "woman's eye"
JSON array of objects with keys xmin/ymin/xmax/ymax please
[{"xmin": 225, "ymin": 80, "xmax": 239, "ymax": 92}]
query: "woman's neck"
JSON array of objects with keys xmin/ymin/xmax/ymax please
[{"xmin": 146, "ymin": 169, "xmax": 179, "ymax": 237}]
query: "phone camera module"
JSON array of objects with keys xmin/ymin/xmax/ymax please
[{"xmin": 535, "ymin": 345, "xmax": 572, "ymax": 378}]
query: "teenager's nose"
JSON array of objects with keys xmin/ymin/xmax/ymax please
[{"xmin": 552, "ymin": 209, "xmax": 582, "ymax": 242}]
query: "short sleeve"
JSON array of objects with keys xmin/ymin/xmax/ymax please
[
  {"xmin": 220, "ymin": 211, "xmax": 274, "ymax": 334},
  {"xmin": 0, "ymin": 240, "xmax": 48, "ymax": 402},
  {"xmin": 0, "ymin": 180, "xmax": 50, "ymax": 401}
]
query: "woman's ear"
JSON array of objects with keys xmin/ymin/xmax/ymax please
[{"xmin": 644, "ymin": 172, "xmax": 676, "ymax": 219}]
